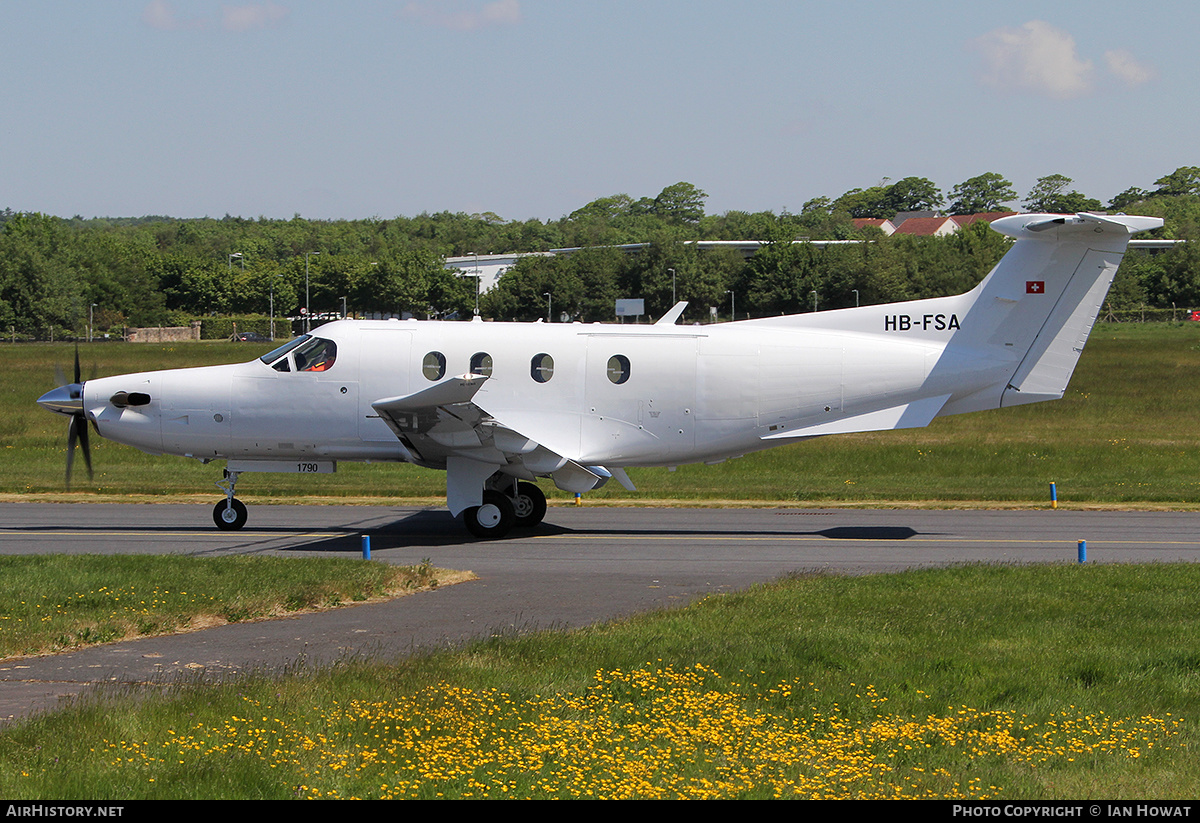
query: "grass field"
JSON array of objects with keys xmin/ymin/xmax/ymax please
[
  {"xmin": 0, "ymin": 563, "xmax": 1196, "ymax": 799},
  {"xmin": 4, "ymin": 322, "xmax": 1200, "ymax": 506}
]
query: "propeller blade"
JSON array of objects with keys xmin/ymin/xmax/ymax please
[
  {"xmin": 66, "ymin": 416, "xmax": 77, "ymax": 490},
  {"xmin": 47, "ymin": 349, "xmax": 95, "ymax": 490},
  {"xmin": 77, "ymin": 414, "xmax": 93, "ymax": 481}
]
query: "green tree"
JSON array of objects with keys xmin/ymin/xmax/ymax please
[
  {"xmin": 947, "ymin": 173, "xmax": 1017, "ymax": 214},
  {"xmin": 1109, "ymin": 187, "xmax": 1149, "ymax": 211},
  {"xmin": 883, "ymin": 177, "xmax": 945, "ymax": 214},
  {"xmin": 832, "ymin": 186, "xmax": 891, "ymax": 219},
  {"xmin": 1023, "ymin": 175, "xmax": 1101, "ymax": 213},
  {"xmin": 653, "ymin": 182, "xmax": 708, "ymax": 225},
  {"xmin": 1153, "ymin": 166, "xmax": 1200, "ymax": 197}
]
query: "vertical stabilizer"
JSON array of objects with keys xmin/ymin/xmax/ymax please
[{"xmin": 976, "ymin": 213, "xmax": 1162, "ymax": 407}]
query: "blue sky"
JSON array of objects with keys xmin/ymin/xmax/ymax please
[{"xmin": 1, "ymin": 1, "xmax": 1195, "ymax": 221}]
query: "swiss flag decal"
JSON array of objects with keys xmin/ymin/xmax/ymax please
[{"xmin": 1026, "ymin": 281, "xmax": 1045, "ymax": 294}]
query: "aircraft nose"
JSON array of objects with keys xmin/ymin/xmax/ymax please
[{"xmin": 37, "ymin": 384, "xmax": 84, "ymax": 415}]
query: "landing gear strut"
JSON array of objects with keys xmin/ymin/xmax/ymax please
[{"xmin": 213, "ymin": 470, "xmax": 247, "ymax": 530}]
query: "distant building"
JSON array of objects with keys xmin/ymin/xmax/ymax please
[
  {"xmin": 852, "ymin": 218, "xmax": 897, "ymax": 235},
  {"xmin": 951, "ymin": 212, "xmax": 1017, "ymax": 229},
  {"xmin": 890, "ymin": 216, "xmax": 959, "ymax": 236}
]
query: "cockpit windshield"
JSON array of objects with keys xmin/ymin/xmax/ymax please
[
  {"xmin": 259, "ymin": 335, "xmax": 310, "ymax": 366},
  {"xmin": 260, "ymin": 335, "xmax": 337, "ymax": 373}
]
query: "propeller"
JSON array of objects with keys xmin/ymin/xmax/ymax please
[{"xmin": 37, "ymin": 347, "xmax": 93, "ymax": 489}]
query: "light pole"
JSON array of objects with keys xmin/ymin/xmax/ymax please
[
  {"xmin": 305, "ymin": 252, "xmax": 319, "ymax": 332},
  {"xmin": 544, "ymin": 292, "xmax": 551, "ymax": 322},
  {"xmin": 89, "ymin": 303, "xmax": 96, "ymax": 343},
  {"xmin": 473, "ymin": 253, "xmax": 480, "ymax": 316},
  {"xmin": 811, "ymin": 290, "xmax": 818, "ymax": 312},
  {"xmin": 853, "ymin": 289, "xmax": 860, "ymax": 307},
  {"xmin": 668, "ymin": 268, "xmax": 675, "ymax": 304},
  {"xmin": 726, "ymin": 290, "xmax": 735, "ymax": 322},
  {"xmin": 341, "ymin": 295, "xmax": 347, "ymax": 319},
  {"xmin": 269, "ymin": 274, "xmax": 283, "ymax": 341}
]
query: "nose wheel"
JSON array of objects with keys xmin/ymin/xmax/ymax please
[
  {"xmin": 213, "ymin": 498, "xmax": 248, "ymax": 530},
  {"xmin": 213, "ymin": 469, "xmax": 247, "ymax": 530}
]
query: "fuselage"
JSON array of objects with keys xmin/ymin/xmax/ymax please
[{"xmin": 79, "ymin": 313, "xmax": 1008, "ymax": 470}]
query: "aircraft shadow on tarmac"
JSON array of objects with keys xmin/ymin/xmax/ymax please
[
  {"xmin": 4, "ymin": 514, "xmax": 921, "ymax": 555},
  {"xmin": 269, "ymin": 515, "xmax": 922, "ymax": 554}
]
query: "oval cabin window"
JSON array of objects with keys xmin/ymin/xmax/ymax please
[
  {"xmin": 422, "ymin": 351, "xmax": 446, "ymax": 381},
  {"xmin": 606, "ymin": 354, "xmax": 630, "ymax": 385},
  {"xmin": 530, "ymin": 353, "xmax": 554, "ymax": 383},
  {"xmin": 470, "ymin": 352, "xmax": 493, "ymax": 377}
]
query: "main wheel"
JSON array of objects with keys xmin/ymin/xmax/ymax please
[
  {"xmin": 463, "ymin": 490, "xmax": 515, "ymax": 539},
  {"xmin": 512, "ymin": 481, "xmax": 547, "ymax": 528},
  {"xmin": 213, "ymin": 498, "xmax": 248, "ymax": 531}
]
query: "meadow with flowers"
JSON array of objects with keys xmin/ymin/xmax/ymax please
[{"xmin": 0, "ymin": 561, "xmax": 1195, "ymax": 799}]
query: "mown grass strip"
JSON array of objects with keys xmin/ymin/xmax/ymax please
[{"xmin": 0, "ymin": 554, "xmax": 448, "ymax": 659}]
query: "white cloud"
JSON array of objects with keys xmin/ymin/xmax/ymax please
[
  {"xmin": 402, "ymin": 0, "xmax": 521, "ymax": 32},
  {"xmin": 1104, "ymin": 49, "xmax": 1155, "ymax": 87},
  {"xmin": 142, "ymin": 0, "xmax": 177, "ymax": 30},
  {"xmin": 971, "ymin": 20, "xmax": 1094, "ymax": 99},
  {"xmin": 142, "ymin": 0, "xmax": 205, "ymax": 31},
  {"xmin": 222, "ymin": 2, "xmax": 289, "ymax": 33}
]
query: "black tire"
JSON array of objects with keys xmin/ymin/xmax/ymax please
[
  {"xmin": 512, "ymin": 481, "xmax": 547, "ymax": 528},
  {"xmin": 213, "ymin": 498, "xmax": 248, "ymax": 531},
  {"xmin": 463, "ymin": 490, "xmax": 515, "ymax": 539}
]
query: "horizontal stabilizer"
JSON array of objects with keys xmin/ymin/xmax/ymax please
[{"xmin": 991, "ymin": 212, "xmax": 1163, "ymax": 239}]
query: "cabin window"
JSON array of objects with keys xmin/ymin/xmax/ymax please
[
  {"xmin": 470, "ymin": 352, "xmax": 493, "ymax": 377},
  {"xmin": 293, "ymin": 337, "xmax": 337, "ymax": 372},
  {"xmin": 606, "ymin": 354, "xmax": 631, "ymax": 385},
  {"xmin": 531, "ymin": 353, "xmax": 554, "ymax": 383},
  {"xmin": 422, "ymin": 351, "xmax": 446, "ymax": 381}
]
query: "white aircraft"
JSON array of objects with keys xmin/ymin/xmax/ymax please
[{"xmin": 38, "ymin": 212, "xmax": 1161, "ymax": 538}]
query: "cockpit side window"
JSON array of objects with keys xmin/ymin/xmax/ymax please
[{"xmin": 293, "ymin": 337, "xmax": 337, "ymax": 372}]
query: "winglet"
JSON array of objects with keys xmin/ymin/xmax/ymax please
[{"xmin": 371, "ymin": 374, "xmax": 488, "ymax": 413}]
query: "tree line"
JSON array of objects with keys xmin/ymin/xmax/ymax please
[{"xmin": 1, "ymin": 167, "xmax": 1199, "ymax": 337}]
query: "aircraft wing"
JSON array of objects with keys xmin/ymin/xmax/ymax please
[{"xmin": 371, "ymin": 375, "xmax": 630, "ymax": 510}]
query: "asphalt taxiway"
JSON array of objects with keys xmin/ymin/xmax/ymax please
[{"xmin": 1, "ymin": 502, "xmax": 1198, "ymax": 724}]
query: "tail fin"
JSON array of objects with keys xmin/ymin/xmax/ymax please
[
  {"xmin": 741, "ymin": 212, "xmax": 1163, "ymax": 419},
  {"xmin": 949, "ymin": 212, "xmax": 1161, "ymax": 409}
]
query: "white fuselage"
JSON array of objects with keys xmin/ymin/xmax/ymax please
[{"xmin": 81, "ymin": 313, "xmax": 1004, "ymax": 470}]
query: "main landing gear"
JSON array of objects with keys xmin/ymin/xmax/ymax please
[
  {"xmin": 213, "ymin": 469, "xmax": 247, "ymax": 530},
  {"xmin": 462, "ymin": 480, "xmax": 546, "ymax": 539}
]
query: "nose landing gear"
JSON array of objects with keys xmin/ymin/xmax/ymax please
[{"xmin": 213, "ymin": 470, "xmax": 247, "ymax": 530}]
